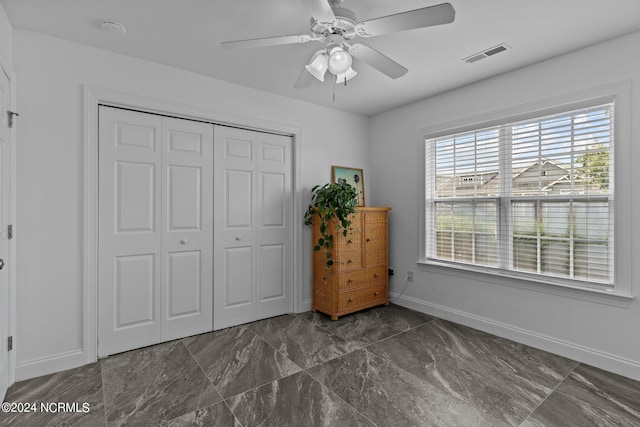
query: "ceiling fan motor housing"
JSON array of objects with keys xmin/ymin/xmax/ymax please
[{"xmin": 310, "ymin": 7, "xmax": 358, "ymax": 39}]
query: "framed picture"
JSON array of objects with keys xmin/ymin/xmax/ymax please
[{"xmin": 332, "ymin": 166, "xmax": 365, "ymax": 206}]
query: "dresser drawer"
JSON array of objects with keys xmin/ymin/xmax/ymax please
[
  {"xmin": 337, "ymin": 266, "xmax": 387, "ymax": 291},
  {"xmin": 337, "ymin": 211, "xmax": 362, "ymax": 248},
  {"xmin": 338, "ymin": 283, "xmax": 387, "ymax": 312},
  {"xmin": 335, "ymin": 250, "xmax": 362, "ymax": 271},
  {"xmin": 336, "ymin": 230, "xmax": 362, "ymax": 251}
]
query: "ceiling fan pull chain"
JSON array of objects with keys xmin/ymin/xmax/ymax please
[{"xmin": 332, "ymin": 79, "xmax": 336, "ymax": 102}]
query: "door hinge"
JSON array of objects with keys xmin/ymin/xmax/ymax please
[
  {"xmin": 7, "ymin": 111, "xmax": 19, "ymax": 128},
  {"xmin": 7, "ymin": 336, "xmax": 12, "ymax": 351},
  {"xmin": 7, "ymin": 224, "xmax": 13, "ymax": 240}
]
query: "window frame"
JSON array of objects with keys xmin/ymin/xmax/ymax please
[{"xmin": 418, "ymin": 83, "xmax": 633, "ymax": 305}]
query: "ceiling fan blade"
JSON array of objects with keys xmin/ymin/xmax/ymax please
[
  {"xmin": 294, "ymin": 69, "xmax": 315, "ymax": 89},
  {"xmin": 347, "ymin": 43, "xmax": 408, "ymax": 79},
  {"xmin": 355, "ymin": 3, "xmax": 455, "ymax": 37},
  {"xmin": 221, "ymin": 34, "xmax": 315, "ymax": 49},
  {"xmin": 301, "ymin": 0, "xmax": 336, "ymax": 25}
]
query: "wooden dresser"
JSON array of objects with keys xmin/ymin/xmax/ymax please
[{"xmin": 312, "ymin": 207, "xmax": 391, "ymax": 320}]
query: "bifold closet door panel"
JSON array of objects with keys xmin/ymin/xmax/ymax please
[
  {"xmin": 98, "ymin": 107, "xmax": 163, "ymax": 357},
  {"xmin": 160, "ymin": 117, "xmax": 213, "ymax": 341},
  {"xmin": 98, "ymin": 107, "xmax": 214, "ymax": 357},
  {"xmin": 213, "ymin": 126, "xmax": 293, "ymax": 329},
  {"xmin": 255, "ymin": 132, "xmax": 294, "ymax": 320}
]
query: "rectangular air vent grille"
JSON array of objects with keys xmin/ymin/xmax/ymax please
[{"xmin": 463, "ymin": 43, "xmax": 510, "ymax": 64}]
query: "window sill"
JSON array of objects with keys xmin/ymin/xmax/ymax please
[{"xmin": 416, "ymin": 259, "xmax": 634, "ymax": 308}]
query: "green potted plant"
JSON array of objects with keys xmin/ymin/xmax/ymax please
[{"xmin": 304, "ymin": 181, "xmax": 358, "ymax": 268}]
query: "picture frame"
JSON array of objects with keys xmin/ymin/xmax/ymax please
[{"xmin": 332, "ymin": 165, "xmax": 365, "ymax": 206}]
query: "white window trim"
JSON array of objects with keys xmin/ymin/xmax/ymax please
[{"xmin": 418, "ymin": 81, "xmax": 633, "ymax": 306}]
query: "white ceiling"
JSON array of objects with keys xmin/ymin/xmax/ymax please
[{"xmin": 2, "ymin": 0, "xmax": 640, "ymax": 116}]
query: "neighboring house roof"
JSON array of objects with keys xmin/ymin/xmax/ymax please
[{"xmin": 435, "ymin": 158, "xmax": 594, "ymax": 197}]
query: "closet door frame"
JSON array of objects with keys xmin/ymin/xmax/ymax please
[{"xmin": 84, "ymin": 87, "xmax": 303, "ymax": 364}]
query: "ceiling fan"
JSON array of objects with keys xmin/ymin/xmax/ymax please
[{"xmin": 221, "ymin": 0, "xmax": 456, "ymax": 88}]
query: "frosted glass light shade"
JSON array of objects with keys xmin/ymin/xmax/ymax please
[
  {"xmin": 305, "ymin": 50, "xmax": 328, "ymax": 81},
  {"xmin": 335, "ymin": 67, "xmax": 357, "ymax": 84},
  {"xmin": 327, "ymin": 47, "xmax": 352, "ymax": 75}
]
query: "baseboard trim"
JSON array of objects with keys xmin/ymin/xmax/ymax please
[
  {"xmin": 15, "ymin": 349, "xmax": 86, "ymax": 382},
  {"xmin": 390, "ymin": 293, "xmax": 640, "ymax": 381}
]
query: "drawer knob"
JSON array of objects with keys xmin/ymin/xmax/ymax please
[
  {"xmin": 348, "ymin": 259, "xmax": 353, "ymax": 264},
  {"xmin": 374, "ymin": 291, "xmax": 380, "ymax": 296},
  {"xmin": 366, "ymin": 238, "xmax": 371, "ymax": 242},
  {"xmin": 347, "ymin": 239, "xmax": 353, "ymax": 244},
  {"xmin": 348, "ymin": 298, "xmax": 354, "ymax": 303},
  {"xmin": 374, "ymin": 274, "xmax": 379, "ymax": 278},
  {"xmin": 348, "ymin": 278, "xmax": 354, "ymax": 283},
  {"xmin": 324, "ymin": 296, "xmax": 327, "ymax": 300}
]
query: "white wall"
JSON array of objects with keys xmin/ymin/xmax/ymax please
[
  {"xmin": 12, "ymin": 29, "xmax": 370, "ymax": 379},
  {"xmin": 0, "ymin": 3, "xmax": 12, "ymax": 64},
  {"xmin": 370, "ymin": 31, "xmax": 640, "ymax": 380}
]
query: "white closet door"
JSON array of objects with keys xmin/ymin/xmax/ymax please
[
  {"xmin": 213, "ymin": 126, "xmax": 293, "ymax": 329},
  {"xmin": 98, "ymin": 107, "xmax": 163, "ymax": 357},
  {"xmin": 98, "ymin": 107, "xmax": 214, "ymax": 357},
  {"xmin": 161, "ymin": 117, "xmax": 213, "ymax": 341},
  {"xmin": 0, "ymin": 68, "xmax": 11, "ymax": 401}
]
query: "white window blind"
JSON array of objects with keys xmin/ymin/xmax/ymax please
[{"xmin": 425, "ymin": 103, "xmax": 614, "ymax": 287}]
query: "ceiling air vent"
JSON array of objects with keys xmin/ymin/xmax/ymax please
[{"xmin": 463, "ymin": 43, "xmax": 510, "ymax": 64}]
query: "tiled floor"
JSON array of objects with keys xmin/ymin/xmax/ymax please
[{"xmin": 2, "ymin": 304, "xmax": 640, "ymax": 426}]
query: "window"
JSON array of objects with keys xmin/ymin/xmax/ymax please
[{"xmin": 425, "ymin": 103, "xmax": 614, "ymax": 288}]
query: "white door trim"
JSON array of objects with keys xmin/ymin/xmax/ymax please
[
  {"xmin": 84, "ymin": 86, "xmax": 303, "ymax": 364},
  {"xmin": 0, "ymin": 51, "xmax": 17, "ymax": 391}
]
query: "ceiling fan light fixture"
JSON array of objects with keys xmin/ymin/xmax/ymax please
[
  {"xmin": 327, "ymin": 46, "xmax": 352, "ymax": 75},
  {"xmin": 305, "ymin": 50, "xmax": 329, "ymax": 81},
  {"xmin": 335, "ymin": 67, "xmax": 357, "ymax": 84}
]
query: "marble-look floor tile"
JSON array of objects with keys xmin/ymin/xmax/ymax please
[
  {"xmin": 227, "ymin": 371, "xmax": 374, "ymax": 427},
  {"xmin": 182, "ymin": 326, "xmax": 301, "ymax": 398},
  {"xmin": 522, "ymin": 390, "xmax": 639, "ymax": 427},
  {"xmin": 368, "ymin": 323, "xmax": 554, "ymax": 425},
  {"xmin": 307, "ymin": 348, "xmax": 508, "ymax": 427},
  {"xmin": 163, "ymin": 401, "xmax": 241, "ymax": 427},
  {"xmin": 248, "ymin": 314, "xmax": 358, "ymax": 369},
  {"xmin": 435, "ymin": 320, "xmax": 578, "ymax": 388},
  {"xmin": 554, "ymin": 364, "xmax": 640, "ymax": 423},
  {"xmin": 363, "ymin": 303, "xmax": 436, "ymax": 329},
  {"xmin": 0, "ymin": 362, "xmax": 105, "ymax": 427},
  {"xmin": 101, "ymin": 340, "xmax": 221, "ymax": 427},
  {"xmin": 300, "ymin": 303, "xmax": 433, "ymax": 347},
  {"xmin": 412, "ymin": 319, "xmax": 576, "ymax": 388}
]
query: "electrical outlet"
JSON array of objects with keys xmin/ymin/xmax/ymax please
[
  {"xmin": 388, "ymin": 267, "xmax": 394, "ymax": 276},
  {"xmin": 407, "ymin": 271, "xmax": 414, "ymax": 283}
]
